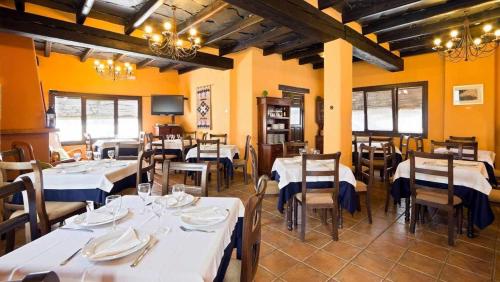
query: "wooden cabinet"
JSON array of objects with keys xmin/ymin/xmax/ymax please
[{"xmin": 154, "ymin": 124, "xmax": 184, "ymax": 136}]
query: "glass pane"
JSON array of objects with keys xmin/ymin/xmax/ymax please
[
  {"xmin": 352, "ymin": 91, "xmax": 364, "ymax": 131},
  {"xmin": 366, "ymin": 90, "xmax": 393, "ymax": 131},
  {"xmin": 54, "ymin": 96, "xmax": 82, "ymax": 142},
  {"xmin": 86, "ymin": 99, "xmax": 114, "ymax": 138},
  {"xmin": 290, "ymin": 107, "xmax": 301, "ymax": 125},
  {"xmin": 118, "ymin": 99, "xmax": 139, "ymax": 138},
  {"xmin": 398, "ymin": 86, "xmax": 423, "ymax": 133}
]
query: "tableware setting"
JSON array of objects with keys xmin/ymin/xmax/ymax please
[
  {"xmin": 179, "ymin": 206, "xmax": 229, "ymax": 228},
  {"xmin": 73, "ymin": 208, "xmax": 129, "ymax": 227}
]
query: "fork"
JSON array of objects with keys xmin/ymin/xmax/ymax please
[
  {"xmin": 180, "ymin": 226, "xmax": 215, "ymax": 233},
  {"xmin": 59, "ymin": 237, "xmax": 93, "ymax": 266}
]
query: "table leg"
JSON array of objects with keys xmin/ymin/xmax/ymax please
[
  {"xmin": 287, "ymin": 200, "xmax": 293, "ymax": 231},
  {"xmin": 405, "ymin": 198, "xmax": 410, "ymax": 222},
  {"xmin": 467, "ymin": 208, "xmax": 475, "ymax": 238}
]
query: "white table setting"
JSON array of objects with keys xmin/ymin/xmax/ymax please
[
  {"xmin": 185, "ymin": 144, "xmax": 239, "ymax": 162},
  {"xmin": 433, "ymin": 147, "xmax": 496, "ymax": 167}
]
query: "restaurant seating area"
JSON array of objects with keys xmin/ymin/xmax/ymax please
[{"xmin": 1, "ymin": 0, "xmax": 500, "ymax": 281}]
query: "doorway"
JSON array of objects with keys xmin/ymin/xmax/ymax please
[{"xmin": 283, "ymin": 92, "xmax": 304, "ymax": 142}]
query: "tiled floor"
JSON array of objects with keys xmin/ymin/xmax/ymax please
[{"xmin": 207, "ymin": 172, "xmax": 500, "ymax": 282}]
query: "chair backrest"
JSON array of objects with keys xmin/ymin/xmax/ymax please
[
  {"xmin": 445, "ymin": 140, "xmax": 478, "ymax": 161},
  {"xmin": 241, "ymin": 175, "xmax": 268, "ymax": 282},
  {"xmin": 0, "ymin": 148, "xmax": 27, "ymax": 181},
  {"xmin": 115, "ymin": 142, "xmax": 140, "ymax": 160},
  {"xmin": 431, "ymin": 141, "xmax": 463, "ymax": 160},
  {"xmin": 399, "ymin": 135, "xmax": 411, "ymax": 160},
  {"xmin": 202, "ymin": 132, "xmax": 208, "ymax": 140},
  {"xmin": 11, "ymin": 141, "xmax": 35, "ymax": 161},
  {"xmin": 369, "ymin": 136, "xmax": 393, "ymax": 147},
  {"xmin": 243, "ymin": 135, "xmax": 251, "ymax": 161},
  {"xmin": 138, "ymin": 131, "xmax": 146, "ymax": 151},
  {"xmin": 358, "ymin": 144, "xmax": 375, "ymax": 188},
  {"xmin": 162, "ymin": 160, "xmax": 209, "ymax": 196},
  {"xmin": 409, "ymin": 151, "xmax": 454, "ymax": 206},
  {"xmin": 152, "ymin": 135, "xmax": 170, "ymax": 161},
  {"xmin": 196, "ymin": 139, "xmax": 220, "ymax": 163},
  {"xmin": 184, "ymin": 131, "xmax": 197, "ymax": 140},
  {"xmin": 180, "ymin": 135, "xmax": 193, "ymax": 161},
  {"xmin": 413, "ymin": 136, "xmax": 424, "ymax": 152},
  {"xmin": 381, "ymin": 142, "xmax": 397, "ymax": 178},
  {"xmin": 83, "ymin": 133, "xmax": 92, "ymax": 152},
  {"xmin": 301, "ymin": 152, "xmax": 341, "ymax": 202},
  {"xmin": 283, "ymin": 141, "xmax": 308, "ymax": 157},
  {"xmin": 136, "ymin": 150, "xmax": 155, "ymax": 189},
  {"xmin": 145, "ymin": 133, "xmax": 154, "ymax": 150},
  {"xmin": 0, "ymin": 177, "xmax": 39, "ymax": 254},
  {"xmin": 249, "ymin": 144, "xmax": 258, "ymax": 189},
  {"xmin": 449, "ymin": 136, "xmax": 476, "ymax": 142},
  {"xmin": 210, "ymin": 133, "xmax": 227, "ymax": 145}
]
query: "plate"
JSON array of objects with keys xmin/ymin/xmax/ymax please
[
  {"xmin": 61, "ymin": 166, "xmax": 91, "ymax": 174},
  {"xmin": 55, "ymin": 162, "xmax": 83, "ymax": 168},
  {"xmin": 163, "ymin": 193, "xmax": 195, "ymax": 208},
  {"xmin": 82, "ymin": 229, "xmax": 150, "ymax": 262},
  {"xmin": 180, "ymin": 206, "xmax": 229, "ymax": 228},
  {"xmin": 73, "ymin": 208, "xmax": 129, "ymax": 227}
]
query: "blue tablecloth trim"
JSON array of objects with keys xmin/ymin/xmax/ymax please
[
  {"xmin": 391, "ymin": 177, "xmax": 494, "ymax": 229},
  {"xmin": 214, "ymin": 217, "xmax": 243, "ymax": 282},
  {"xmin": 188, "ymin": 154, "xmax": 239, "ymax": 177},
  {"xmin": 272, "ymin": 171, "xmax": 358, "ymax": 214}
]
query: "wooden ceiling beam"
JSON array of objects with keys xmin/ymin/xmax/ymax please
[
  {"xmin": 159, "ymin": 63, "xmax": 180, "ymax": 72},
  {"xmin": 178, "ymin": 66, "xmax": 199, "ymax": 74},
  {"xmin": 342, "ymin": 0, "xmax": 420, "ymax": 23},
  {"xmin": 0, "ymin": 7, "xmax": 233, "ymax": 70},
  {"xmin": 14, "ymin": 0, "xmax": 25, "ymax": 12},
  {"xmin": 124, "ymin": 0, "xmax": 163, "ymax": 35},
  {"xmin": 177, "ymin": 0, "xmax": 229, "ymax": 35},
  {"xmin": 282, "ymin": 43, "xmax": 323, "ymax": 60},
  {"xmin": 299, "ymin": 54, "xmax": 323, "ymax": 65},
  {"xmin": 136, "ymin": 58, "xmax": 154, "ymax": 69},
  {"xmin": 318, "ymin": 0, "xmax": 341, "ymax": 11},
  {"xmin": 114, "ymin": 53, "xmax": 125, "ymax": 61},
  {"xmin": 223, "ymin": 0, "xmax": 403, "ymax": 71},
  {"xmin": 80, "ymin": 48, "xmax": 93, "ymax": 62},
  {"xmin": 313, "ymin": 62, "xmax": 323, "ymax": 69},
  {"xmin": 43, "ymin": 41, "xmax": 51, "ymax": 57},
  {"xmin": 219, "ymin": 26, "xmax": 290, "ymax": 56},
  {"xmin": 204, "ymin": 14, "xmax": 263, "ymax": 45},
  {"xmin": 263, "ymin": 37, "xmax": 316, "ymax": 56},
  {"xmin": 364, "ymin": 0, "xmax": 490, "ymax": 35},
  {"xmin": 400, "ymin": 47, "xmax": 433, "ymax": 57},
  {"xmin": 76, "ymin": 0, "xmax": 95, "ymax": 25}
]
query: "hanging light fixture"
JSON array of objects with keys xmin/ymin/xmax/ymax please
[
  {"xmin": 432, "ymin": 18, "xmax": 499, "ymax": 62},
  {"xmin": 93, "ymin": 58, "xmax": 135, "ymax": 81},
  {"xmin": 143, "ymin": 6, "xmax": 201, "ymax": 59}
]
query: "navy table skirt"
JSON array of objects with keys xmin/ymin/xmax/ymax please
[
  {"xmin": 188, "ymin": 154, "xmax": 239, "ymax": 178},
  {"xmin": 271, "ymin": 172, "xmax": 358, "ymax": 214},
  {"xmin": 483, "ymin": 161, "xmax": 497, "ymax": 186},
  {"xmin": 391, "ymin": 178, "xmax": 494, "ymax": 229},
  {"xmin": 215, "ymin": 217, "xmax": 243, "ymax": 282},
  {"xmin": 101, "ymin": 147, "xmax": 138, "ymax": 159}
]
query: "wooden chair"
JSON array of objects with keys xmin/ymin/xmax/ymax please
[
  {"xmin": 408, "ymin": 151, "xmax": 463, "ymax": 246},
  {"xmin": 162, "ymin": 160, "xmax": 209, "ymax": 197},
  {"xmin": 431, "ymin": 141, "xmax": 464, "ymax": 160},
  {"xmin": 49, "ymin": 133, "xmax": 82, "ymax": 164},
  {"xmin": 144, "ymin": 133, "xmax": 154, "ymax": 150},
  {"xmin": 399, "ymin": 134, "xmax": 411, "ymax": 160},
  {"xmin": 413, "ymin": 136, "xmax": 424, "ymax": 152},
  {"xmin": 282, "ymin": 141, "xmax": 308, "ymax": 157},
  {"xmin": 0, "ymin": 148, "xmax": 27, "ymax": 181},
  {"xmin": 11, "ymin": 141, "xmax": 35, "ymax": 161},
  {"xmin": 373, "ymin": 141, "xmax": 396, "ymax": 182},
  {"xmin": 1, "ymin": 161, "xmax": 87, "ymax": 235},
  {"xmin": 210, "ymin": 133, "xmax": 228, "ymax": 145},
  {"xmin": 368, "ymin": 136, "xmax": 393, "ymax": 147},
  {"xmin": 118, "ymin": 150, "xmax": 155, "ymax": 195},
  {"xmin": 225, "ymin": 175, "xmax": 268, "ymax": 282},
  {"xmin": 356, "ymin": 144, "xmax": 374, "ymax": 224},
  {"xmin": 202, "ymin": 132, "xmax": 208, "ymax": 140},
  {"xmin": 196, "ymin": 139, "xmax": 226, "ymax": 192},
  {"xmin": 0, "ymin": 177, "xmax": 39, "ymax": 254},
  {"xmin": 151, "ymin": 135, "xmax": 178, "ymax": 166},
  {"xmin": 449, "ymin": 136, "xmax": 476, "ymax": 142},
  {"xmin": 293, "ymin": 152, "xmax": 341, "ymax": 241},
  {"xmin": 180, "ymin": 135, "xmax": 195, "ymax": 161},
  {"xmin": 184, "ymin": 131, "xmax": 197, "ymax": 140},
  {"xmin": 138, "ymin": 131, "xmax": 146, "ymax": 152},
  {"xmin": 249, "ymin": 145, "xmax": 279, "ymax": 195},
  {"xmin": 445, "ymin": 140, "xmax": 478, "ymax": 161},
  {"xmin": 114, "ymin": 142, "xmax": 141, "ymax": 160},
  {"xmin": 233, "ymin": 135, "xmax": 251, "ymax": 184}
]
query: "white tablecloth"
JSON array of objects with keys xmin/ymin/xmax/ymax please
[
  {"xmin": 185, "ymin": 145, "xmax": 240, "ymax": 162},
  {"xmin": 393, "ymin": 158, "xmax": 492, "ymax": 196},
  {"xmin": 433, "ymin": 147, "xmax": 496, "ymax": 167},
  {"xmin": 271, "ymin": 157, "xmax": 357, "ymax": 189},
  {"xmin": 93, "ymin": 139, "xmax": 139, "ymax": 151},
  {"xmin": 353, "ymin": 141, "xmax": 402, "ymax": 155},
  {"xmin": 151, "ymin": 139, "xmax": 193, "ymax": 150},
  {"xmin": 0, "ymin": 196, "xmax": 244, "ymax": 282},
  {"xmin": 15, "ymin": 160, "xmax": 137, "ymax": 193}
]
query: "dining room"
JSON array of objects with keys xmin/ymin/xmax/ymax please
[{"xmin": 0, "ymin": 0, "xmax": 500, "ymax": 281}]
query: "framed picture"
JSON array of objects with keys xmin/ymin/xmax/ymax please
[{"xmin": 453, "ymin": 84, "xmax": 483, "ymax": 105}]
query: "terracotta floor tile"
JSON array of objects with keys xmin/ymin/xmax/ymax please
[
  {"xmin": 254, "ymin": 266, "xmax": 276, "ymax": 282},
  {"xmin": 365, "ymin": 239, "xmax": 406, "ymax": 261},
  {"xmin": 414, "ymin": 230, "xmax": 450, "ymax": 248},
  {"xmin": 279, "ymin": 240, "xmax": 317, "ymax": 261},
  {"xmin": 304, "ymin": 230, "xmax": 334, "ymax": 248},
  {"xmin": 350, "ymin": 221, "xmax": 387, "ymax": 237},
  {"xmin": 439, "ymin": 264, "xmax": 491, "ymax": 282},
  {"xmin": 304, "ymin": 250, "xmax": 347, "ymax": 277},
  {"xmin": 339, "ymin": 230, "xmax": 374, "ymax": 248},
  {"xmin": 322, "ymin": 241, "xmax": 362, "ymax": 260},
  {"xmin": 260, "ymin": 242, "xmax": 276, "ymax": 258},
  {"xmin": 377, "ymin": 231, "xmax": 414, "ymax": 248},
  {"xmin": 408, "ymin": 240, "xmax": 448, "ymax": 261},
  {"xmin": 446, "ymin": 251, "xmax": 492, "ymax": 278},
  {"xmin": 398, "ymin": 251, "xmax": 443, "ymax": 277},
  {"xmin": 261, "ymin": 228, "xmax": 295, "ymax": 249},
  {"xmin": 457, "ymin": 233, "xmax": 497, "ymax": 249},
  {"xmin": 281, "ymin": 263, "xmax": 329, "ymax": 282},
  {"xmin": 453, "ymin": 240, "xmax": 495, "ymax": 262},
  {"xmin": 334, "ymin": 264, "xmax": 382, "ymax": 282},
  {"xmin": 352, "ymin": 251, "xmax": 395, "ymax": 277},
  {"xmin": 259, "ymin": 250, "xmax": 298, "ymax": 276},
  {"xmin": 387, "ymin": 264, "xmax": 435, "ymax": 282}
]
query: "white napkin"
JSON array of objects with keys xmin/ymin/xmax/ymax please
[
  {"xmin": 166, "ymin": 196, "xmax": 179, "ymax": 207},
  {"xmin": 85, "ymin": 210, "xmax": 113, "ymax": 225},
  {"xmin": 90, "ymin": 227, "xmax": 141, "ymax": 259},
  {"xmin": 181, "ymin": 207, "xmax": 227, "ymax": 224}
]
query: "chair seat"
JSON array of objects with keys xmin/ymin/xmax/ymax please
[
  {"xmin": 153, "ymin": 154, "xmax": 177, "ymax": 161},
  {"xmin": 118, "ymin": 187, "xmax": 136, "ymax": 196},
  {"xmin": 355, "ymin": 180, "xmax": 367, "ymax": 192},
  {"xmin": 265, "ymin": 180, "xmax": 280, "ymax": 195},
  {"xmin": 416, "ymin": 189, "xmax": 462, "ymax": 205},
  {"xmin": 233, "ymin": 159, "xmax": 247, "ymax": 167},
  {"xmin": 489, "ymin": 189, "xmax": 500, "ymax": 203},
  {"xmin": 295, "ymin": 192, "xmax": 334, "ymax": 205},
  {"xmin": 373, "ymin": 159, "xmax": 385, "ymax": 168},
  {"xmin": 11, "ymin": 201, "xmax": 87, "ymax": 222},
  {"xmin": 494, "ymin": 169, "xmax": 500, "ymax": 178}
]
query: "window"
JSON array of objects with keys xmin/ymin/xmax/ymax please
[
  {"xmin": 50, "ymin": 91, "xmax": 142, "ymax": 144},
  {"xmin": 352, "ymin": 82, "xmax": 428, "ymax": 137}
]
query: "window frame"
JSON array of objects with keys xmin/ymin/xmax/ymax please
[
  {"xmin": 49, "ymin": 90, "xmax": 142, "ymax": 145},
  {"xmin": 352, "ymin": 81, "xmax": 428, "ymax": 138}
]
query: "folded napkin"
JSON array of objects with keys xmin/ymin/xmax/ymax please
[
  {"xmin": 85, "ymin": 210, "xmax": 113, "ymax": 225},
  {"xmin": 166, "ymin": 196, "xmax": 178, "ymax": 207},
  {"xmin": 90, "ymin": 227, "xmax": 141, "ymax": 259},
  {"xmin": 181, "ymin": 206, "xmax": 227, "ymax": 224}
]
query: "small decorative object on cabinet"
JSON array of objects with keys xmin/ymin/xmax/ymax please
[
  {"xmin": 315, "ymin": 96, "xmax": 324, "ymax": 153},
  {"xmin": 154, "ymin": 124, "xmax": 184, "ymax": 136},
  {"xmin": 257, "ymin": 97, "xmax": 291, "ymax": 175}
]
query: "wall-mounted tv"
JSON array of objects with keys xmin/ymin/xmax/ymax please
[{"xmin": 151, "ymin": 95, "xmax": 184, "ymax": 115}]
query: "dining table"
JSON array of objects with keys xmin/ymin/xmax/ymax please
[
  {"xmin": 271, "ymin": 156, "xmax": 358, "ymax": 230},
  {"xmin": 185, "ymin": 144, "xmax": 240, "ymax": 178},
  {"xmin": 151, "ymin": 138, "xmax": 195, "ymax": 160},
  {"xmin": 93, "ymin": 139, "xmax": 140, "ymax": 158},
  {"xmin": 391, "ymin": 157, "xmax": 494, "ymax": 237},
  {"xmin": 0, "ymin": 195, "xmax": 244, "ymax": 282}
]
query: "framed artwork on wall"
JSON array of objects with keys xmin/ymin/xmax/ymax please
[{"xmin": 453, "ymin": 84, "xmax": 483, "ymax": 106}]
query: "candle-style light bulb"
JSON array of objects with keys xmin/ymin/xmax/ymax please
[
  {"xmin": 446, "ymin": 41, "xmax": 453, "ymax": 49},
  {"xmin": 145, "ymin": 25, "xmax": 153, "ymax": 34},
  {"xmin": 189, "ymin": 28, "xmax": 197, "ymax": 36},
  {"xmin": 483, "ymin": 24, "xmax": 493, "ymax": 33},
  {"xmin": 176, "ymin": 39, "xmax": 183, "ymax": 47},
  {"xmin": 473, "ymin": 38, "xmax": 482, "ymax": 46},
  {"xmin": 164, "ymin": 22, "xmax": 172, "ymax": 31},
  {"xmin": 194, "ymin": 37, "xmax": 201, "ymax": 45},
  {"xmin": 450, "ymin": 30, "xmax": 459, "ymax": 38},
  {"xmin": 107, "ymin": 59, "xmax": 113, "ymax": 65},
  {"xmin": 433, "ymin": 38, "xmax": 442, "ymax": 46}
]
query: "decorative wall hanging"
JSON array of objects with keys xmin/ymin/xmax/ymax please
[
  {"xmin": 196, "ymin": 85, "xmax": 212, "ymax": 129},
  {"xmin": 453, "ymin": 84, "xmax": 484, "ymax": 106}
]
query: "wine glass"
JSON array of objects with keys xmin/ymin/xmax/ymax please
[
  {"xmin": 73, "ymin": 152, "xmax": 82, "ymax": 162},
  {"xmin": 298, "ymin": 148, "xmax": 306, "ymax": 156},
  {"xmin": 152, "ymin": 197, "xmax": 169, "ymax": 235},
  {"xmin": 105, "ymin": 195, "xmax": 122, "ymax": 230},
  {"xmin": 86, "ymin": 150, "xmax": 93, "ymax": 160},
  {"xmin": 172, "ymin": 184, "xmax": 185, "ymax": 202},
  {"xmin": 93, "ymin": 151, "xmax": 101, "ymax": 161},
  {"xmin": 107, "ymin": 150, "xmax": 115, "ymax": 160},
  {"xmin": 137, "ymin": 183, "xmax": 151, "ymax": 214}
]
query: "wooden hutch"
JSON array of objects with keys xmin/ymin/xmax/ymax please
[{"xmin": 257, "ymin": 97, "xmax": 292, "ymax": 175}]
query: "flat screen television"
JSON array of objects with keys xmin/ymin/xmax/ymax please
[{"xmin": 151, "ymin": 95, "xmax": 184, "ymax": 115}]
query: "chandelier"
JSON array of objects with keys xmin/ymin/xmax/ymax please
[
  {"xmin": 93, "ymin": 58, "xmax": 135, "ymax": 81},
  {"xmin": 432, "ymin": 19, "xmax": 500, "ymax": 62},
  {"xmin": 143, "ymin": 6, "xmax": 202, "ymax": 59}
]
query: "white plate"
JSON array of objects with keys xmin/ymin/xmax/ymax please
[
  {"xmin": 163, "ymin": 193, "xmax": 195, "ymax": 208},
  {"xmin": 55, "ymin": 162, "xmax": 83, "ymax": 168},
  {"xmin": 82, "ymin": 230, "xmax": 150, "ymax": 262},
  {"xmin": 61, "ymin": 166, "xmax": 92, "ymax": 174},
  {"xmin": 74, "ymin": 208, "xmax": 129, "ymax": 227},
  {"xmin": 180, "ymin": 206, "xmax": 229, "ymax": 228}
]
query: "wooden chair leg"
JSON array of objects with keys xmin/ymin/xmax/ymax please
[
  {"xmin": 458, "ymin": 206, "xmax": 463, "ymax": 234},
  {"xmin": 338, "ymin": 204, "xmax": 343, "ymax": 229},
  {"xmin": 410, "ymin": 203, "xmax": 418, "ymax": 233},
  {"xmin": 365, "ymin": 192, "xmax": 372, "ymax": 224},
  {"xmin": 300, "ymin": 203, "xmax": 306, "ymax": 241},
  {"xmin": 384, "ymin": 182, "xmax": 390, "ymax": 213},
  {"xmin": 405, "ymin": 198, "xmax": 411, "ymax": 222},
  {"xmin": 293, "ymin": 198, "xmax": 298, "ymax": 227},
  {"xmin": 243, "ymin": 165, "xmax": 248, "ymax": 185},
  {"xmin": 356, "ymin": 195, "xmax": 361, "ymax": 212},
  {"xmin": 420, "ymin": 205, "xmax": 426, "ymax": 224},
  {"xmin": 331, "ymin": 207, "xmax": 338, "ymax": 241},
  {"xmin": 5, "ymin": 230, "xmax": 15, "ymax": 253},
  {"xmin": 448, "ymin": 209, "xmax": 455, "ymax": 246},
  {"xmin": 216, "ymin": 170, "xmax": 221, "ymax": 192}
]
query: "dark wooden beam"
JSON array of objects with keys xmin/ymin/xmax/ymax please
[
  {"xmin": 0, "ymin": 7, "xmax": 233, "ymax": 70},
  {"xmin": 14, "ymin": 0, "xmax": 25, "ymax": 12},
  {"xmin": 313, "ymin": 62, "xmax": 324, "ymax": 69},
  {"xmin": 298, "ymin": 55, "xmax": 323, "ymax": 65},
  {"xmin": 43, "ymin": 41, "xmax": 51, "ymax": 57},
  {"xmin": 363, "ymin": 0, "xmax": 490, "ymax": 35},
  {"xmin": 177, "ymin": 0, "xmax": 229, "ymax": 35},
  {"xmin": 80, "ymin": 48, "xmax": 93, "ymax": 62},
  {"xmin": 219, "ymin": 26, "xmax": 290, "ymax": 56},
  {"xmin": 400, "ymin": 47, "xmax": 434, "ymax": 57},
  {"xmin": 159, "ymin": 63, "xmax": 179, "ymax": 73},
  {"xmin": 282, "ymin": 43, "xmax": 324, "ymax": 60},
  {"xmin": 377, "ymin": 7, "xmax": 500, "ymax": 43},
  {"xmin": 76, "ymin": 0, "xmax": 95, "ymax": 25},
  {"xmin": 204, "ymin": 14, "xmax": 263, "ymax": 45},
  {"xmin": 124, "ymin": 0, "xmax": 163, "ymax": 35},
  {"xmin": 223, "ymin": 0, "xmax": 403, "ymax": 71},
  {"xmin": 318, "ymin": 0, "xmax": 341, "ymax": 10},
  {"xmin": 178, "ymin": 66, "xmax": 200, "ymax": 74},
  {"xmin": 263, "ymin": 37, "xmax": 316, "ymax": 56},
  {"xmin": 278, "ymin": 84, "xmax": 310, "ymax": 94},
  {"xmin": 342, "ymin": 0, "xmax": 420, "ymax": 23},
  {"xmin": 136, "ymin": 58, "xmax": 154, "ymax": 69},
  {"xmin": 114, "ymin": 53, "xmax": 125, "ymax": 61}
]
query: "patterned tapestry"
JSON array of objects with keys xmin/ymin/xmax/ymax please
[{"xmin": 196, "ymin": 85, "xmax": 212, "ymax": 129}]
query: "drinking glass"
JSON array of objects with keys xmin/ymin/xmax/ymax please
[
  {"xmin": 137, "ymin": 183, "xmax": 151, "ymax": 214},
  {"xmin": 313, "ymin": 149, "xmax": 321, "ymax": 155},
  {"xmin": 73, "ymin": 152, "xmax": 82, "ymax": 161},
  {"xmin": 105, "ymin": 195, "xmax": 122, "ymax": 230},
  {"xmin": 152, "ymin": 197, "xmax": 168, "ymax": 235},
  {"xmin": 107, "ymin": 150, "xmax": 115, "ymax": 160},
  {"xmin": 86, "ymin": 150, "xmax": 93, "ymax": 160},
  {"xmin": 93, "ymin": 151, "xmax": 101, "ymax": 161},
  {"xmin": 298, "ymin": 148, "xmax": 306, "ymax": 156},
  {"xmin": 172, "ymin": 184, "xmax": 185, "ymax": 202}
]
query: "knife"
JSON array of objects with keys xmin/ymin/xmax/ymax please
[{"xmin": 130, "ymin": 237, "xmax": 158, "ymax": 268}]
